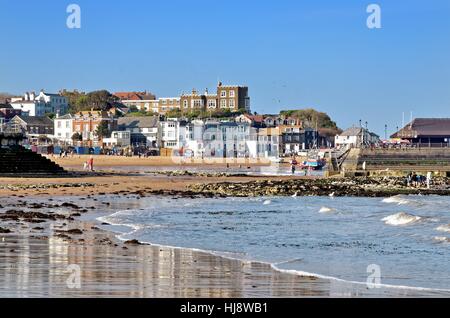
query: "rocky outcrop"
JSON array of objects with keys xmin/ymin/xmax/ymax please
[{"xmin": 189, "ymin": 177, "xmax": 450, "ymax": 197}]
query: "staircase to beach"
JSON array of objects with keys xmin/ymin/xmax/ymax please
[{"xmin": 0, "ymin": 146, "xmax": 67, "ymax": 177}]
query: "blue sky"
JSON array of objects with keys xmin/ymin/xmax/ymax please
[{"xmin": 1, "ymin": 0, "xmax": 449, "ymax": 136}]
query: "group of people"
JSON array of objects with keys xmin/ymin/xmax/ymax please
[{"xmin": 406, "ymin": 171, "xmax": 433, "ymax": 189}]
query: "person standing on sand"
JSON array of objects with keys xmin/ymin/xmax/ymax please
[
  {"xmin": 291, "ymin": 157, "xmax": 298, "ymax": 175},
  {"xmin": 426, "ymin": 171, "xmax": 432, "ymax": 189},
  {"xmin": 88, "ymin": 156, "xmax": 94, "ymax": 172}
]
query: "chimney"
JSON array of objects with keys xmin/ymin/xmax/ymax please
[
  {"xmin": 205, "ymin": 88, "xmax": 209, "ymax": 95},
  {"xmin": 29, "ymin": 91, "xmax": 36, "ymax": 100},
  {"xmin": 24, "ymin": 92, "xmax": 29, "ymax": 101}
]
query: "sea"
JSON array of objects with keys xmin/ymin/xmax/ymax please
[{"xmin": 98, "ymin": 194, "xmax": 450, "ymax": 292}]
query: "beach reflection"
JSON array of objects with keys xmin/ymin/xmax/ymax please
[
  {"xmin": 0, "ymin": 227, "xmax": 331, "ymax": 298},
  {"xmin": 1, "ymin": 228, "xmax": 444, "ymax": 298}
]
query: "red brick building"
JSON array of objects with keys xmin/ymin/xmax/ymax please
[{"xmin": 73, "ymin": 109, "xmax": 117, "ymax": 147}]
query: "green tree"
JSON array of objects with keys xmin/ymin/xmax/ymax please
[
  {"xmin": 280, "ymin": 108, "xmax": 341, "ymax": 134},
  {"xmin": 95, "ymin": 121, "xmax": 110, "ymax": 139},
  {"xmin": 71, "ymin": 132, "xmax": 82, "ymax": 142}
]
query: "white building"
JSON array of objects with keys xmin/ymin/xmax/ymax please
[
  {"xmin": 122, "ymin": 99, "xmax": 159, "ymax": 113},
  {"xmin": 184, "ymin": 120, "xmax": 206, "ymax": 157},
  {"xmin": 35, "ymin": 91, "xmax": 68, "ymax": 115},
  {"xmin": 202, "ymin": 121, "xmax": 256, "ymax": 158},
  {"xmin": 103, "ymin": 131, "xmax": 131, "ymax": 148},
  {"xmin": 335, "ymin": 127, "xmax": 380, "ymax": 148},
  {"xmin": 54, "ymin": 114, "xmax": 74, "ymax": 145},
  {"xmin": 159, "ymin": 118, "xmax": 186, "ymax": 149},
  {"xmin": 118, "ymin": 116, "xmax": 159, "ymax": 147},
  {"xmin": 10, "ymin": 91, "xmax": 68, "ymax": 116}
]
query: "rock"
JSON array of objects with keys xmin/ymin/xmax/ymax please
[
  {"xmin": 0, "ymin": 227, "xmax": 11, "ymax": 234},
  {"xmin": 124, "ymin": 239, "xmax": 142, "ymax": 245}
]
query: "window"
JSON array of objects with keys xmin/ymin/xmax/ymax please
[
  {"xmin": 220, "ymin": 99, "xmax": 227, "ymax": 108},
  {"xmin": 192, "ymin": 99, "xmax": 203, "ymax": 108},
  {"xmin": 208, "ymin": 100, "xmax": 216, "ymax": 108},
  {"xmin": 183, "ymin": 100, "xmax": 188, "ymax": 108},
  {"xmin": 229, "ymin": 90, "xmax": 235, "ymax": 98},
  {"xmin": 229, "ymin": 99, "xmax": 235, "ymax": 108},
  {"xmin": 66, "ymin": 121, "xmax": 70, "ymax": 128},
  {"xmin": 221, "ymin": 90, "xmax": 227, "ymax": 98},
  {"xmin": 57, "ymin": 121, "xmax": 62, "ymax": 128}
]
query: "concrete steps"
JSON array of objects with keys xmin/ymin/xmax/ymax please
[{"xmin": 0, "ymin": 146, "xmax": 67, "ymax": 176}]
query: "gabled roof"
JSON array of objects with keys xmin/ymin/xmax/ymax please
[
  {"xmin": 56, "ymin": 114, "xmax": 73, "ymax": 120},
  {"xmin": 14, "ymin": 116, "xmax": 53, "ymax": 126},
  {"xmin": 340, "ymin": 127, "xmax": 364, "ymax": 137},
  {"xmin": 0, "ymin": 103, "xmax": 13, "ymax": 109},
  {"xmin": 392, "ymin": 118, "xmax": 450, "ymax": 138},
  {"xmin": 118, "ymin": 116, "xmax": 159, "ymax": 129}
]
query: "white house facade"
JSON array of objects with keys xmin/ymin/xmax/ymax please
[{"xmin": 54, "ymin": 114, "xmax": 74, "ymax": 145}]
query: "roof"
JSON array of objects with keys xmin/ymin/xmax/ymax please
[
  {"xmin": 0, "ymin": 103, "xmax": 13, "ymax": 109},
  {"xmin": 10, "ymin": 100, "xmax": 38, "ymax": 104},
  {"xmin": 118, "ymin": 116, "xmax": 159, "ymax": 129},
  {"xmin": 244, "ymin": 114, "xmax": 264, "ymax": 123},
  {"xmin": 340, "ymin": 127, "xmax": 364, "ymax": 137},
  {"xmin": 75, "ymin": 110, "xmax": 112, "ymax": 117},
  {"xmin": 14, "ymin": 116, "xmax": 53, "ymax": 126},
  {"xmin": 114, "ymin": 92, "xmax": 156, "ymax": 101},
  {"xmin": 392, "ymin": 118, "xmax": 450, "ymax": 138},
  {"xmin": 56, "ymin": 114, "xmax": 73, "ymax": 120}
]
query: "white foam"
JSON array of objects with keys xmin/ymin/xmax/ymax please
[
  {"xmin": 434, "ymin": 236, "xmax": 450, "ymax": 243},
  {"xmin": 436, "ymin": 224, "xmax": 450, "ymax": 233},
  {"xmin": 263, "ymin": 200, "xmax": 272, "ymax": 205},
  {"xmin": 382, "ymin": 195, "xmax": 411, "ymax": 205},
  {"xmin": 319, "ymin": 207, "xmax": 334, "ymax": 214},
  {"xmin": 270, "ymin": 265, "xmax": 450, "ymax": 293},
  {"xmin": 382, "ymin": 212, "xmax": 422, "ymax": 226}
]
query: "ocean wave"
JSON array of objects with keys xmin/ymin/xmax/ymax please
[
  {"xmin": 270, "ymin": 264, "xmax": 450, "ymax": 293},
  {"xmin": 433, "ymin": 236, "xmax": 450, "ymax": 243},
  {"xmin": 436, "ymin": 224, "xmax": 450, "ymax": 233},
  {"xmin": 382, "ymin": 195, "xmax": 411, "ymax": 205},
  {"xmin": 319, "ymin": 207, "xmax": 335, "ymax": 214},
  {"xmin": 382, "ymin": 212, "xmax": 422, "ymax": 226}
]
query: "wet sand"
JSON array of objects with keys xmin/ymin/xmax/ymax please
[{"xmin": 1, "ymin": 194, "xmax": 448, "ymax": 298}]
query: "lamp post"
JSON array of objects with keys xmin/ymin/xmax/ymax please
[{"xmin": 385, "ymin": 124, "xmax": 387, "ymax": 140}]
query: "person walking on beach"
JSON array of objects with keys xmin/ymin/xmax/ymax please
[
  {"xmin": 88, "ymin": 156, "xmax": 94, "ymax": 172},
  {"xmin": 291, "ymin": 157, "xmax": 298, "ymax": 175}
]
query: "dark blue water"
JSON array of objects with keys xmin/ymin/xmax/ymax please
[{"xmin": 99, "ymin": 195, "xmax": 450, "ymax": 291}]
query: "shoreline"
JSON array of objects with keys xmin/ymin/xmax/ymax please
[{"xmin": 1, "ymin": 193, "xmax": 449, "ymax": 297}]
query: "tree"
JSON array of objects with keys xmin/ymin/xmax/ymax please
[
  {"xmin": 280, "ymin": 108, "xmax": 341, "ymax": 135},
  {"xmin": 71, "ymin": 132, "xmax": 82, "ymax": 142},
  {"xmin": 95, "ymin": 121, "xmax": 110, "ymax": 139},
  {"xmin": 0, "ymin": 92, "xmax": 13, "ymax": 103},
  {"xmin": 45, "ymin": 113, "xmax": 56, "ymax": 120},
  {"xmin": 61, "ymin": 89, "xmax": 122, "ymax": 113}
]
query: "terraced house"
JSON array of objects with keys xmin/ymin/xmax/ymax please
[{"xmin": 72, "ymin": 109, "xmax": 117, "ymax": 147}]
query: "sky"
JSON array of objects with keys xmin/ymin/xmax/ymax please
[{"xmin": 0, "ymin": 0, "xmax": 449, "ymax": 136}]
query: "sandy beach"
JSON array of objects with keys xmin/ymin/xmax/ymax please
[{"xmin": 1, "ymin": 156, "xmax": 449, "ymax": 298}]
